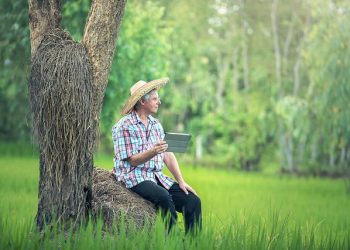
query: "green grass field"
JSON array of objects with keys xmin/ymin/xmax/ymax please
[{"xmin": 0, "ymin": 156, "xmax": 349, "ymax": 249}]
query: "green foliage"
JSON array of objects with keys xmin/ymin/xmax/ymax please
[
  {"xmin": 0, "ymin": 0, "xmax": 31, "ymax": 141},
  {"xmin": 99, "ymin": 1, "xmax": 172, "ymax": 152},
  {"xmin": 189, "ymin": 91, "xmax": 275, "ymax": 170},
  {"xmin": 62, "ymin": 0, "xmax": 91, "ymax": 41}
]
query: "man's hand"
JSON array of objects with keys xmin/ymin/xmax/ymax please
[
  {"xmin": 152, "ymin": 140, "xmax": 168, "ymax": 155},
  {"xmin": 179, "ymin": 181, "xmax": 198, "ymax": 196}
]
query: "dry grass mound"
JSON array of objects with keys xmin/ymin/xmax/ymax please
[{"xmin": 92, "ymin": 168, "xmax": 156, "ymax": 230}]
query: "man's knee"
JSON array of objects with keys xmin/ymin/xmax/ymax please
[
  {"xmin": 155, "ymin": 189, "xmax": 178, "ymax": 224},
  {"xmin": 184, "ymin": 194, "xmax": 201, "ymax": 213},
  {"xmin": 156, "ymin": 189, "xmax": 173, "ymax": 208}
]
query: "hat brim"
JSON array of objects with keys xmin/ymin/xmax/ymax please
[{"xmin": 120, "ymin": 77, "xmax": 169, "ymax": 115}]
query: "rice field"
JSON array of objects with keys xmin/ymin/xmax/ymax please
[{"xmin": 0, "ymin": 155, "xmax": 349, "ymax": 249}]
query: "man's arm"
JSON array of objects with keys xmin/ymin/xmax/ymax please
[
  {"xmin": 164, "ymin": 152, "xmax": 197, "ymax": 195},
  {"xmin": 127, "ymin": 141, "xmax": 168, "ymax": 167}
]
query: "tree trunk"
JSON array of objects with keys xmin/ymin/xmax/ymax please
[
  {"xmin": 232, "ymin": 47, "xmax": 239, "ymax": 91},
  {"xmin": 215, "ymin": 54, "xmax": 229, "ymax": 110},
  {"xmin": 83, "ymin": 0, "xmax": 127, "ymax": 122},
  {"xmin": 293, "ymin": 11, "xmax": 310, "ymax": 96},
  {"xmin": 28, "ymin": 0, "xmax": 62, "ymax": 56},
  {"xmin": 28, "ymin": 0, "xmax": 127, "ymax": 230},
  {"xmin": 282, "ymin": 13, "xmax": 295, "ymax": 78},
  {"xmin": 241, "ymin": 21, "xmax": 249, "ymax": 90},
  {"xmin": 271, "ymin": 0, "xmax": 282, "ymax": 96},
  {"xmin": 239, "ymin": 0, "xmax": 249, "ymax": 90},
  {"xmin": 195, "ymin": 135, "xmax": 203, "ymax": 161}
]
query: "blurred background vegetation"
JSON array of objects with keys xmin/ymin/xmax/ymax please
[{"xmin": 1, "ymin": 0, "xmax": 350, "ymax": 176}]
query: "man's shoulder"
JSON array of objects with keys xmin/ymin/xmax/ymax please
[
  {"xmin": 149, "ymin": 115, "xmax": 162, "ymax": 126},
  {"xmin": 112, "ymin": 114, "xmax": 134, "ymax": 131}
]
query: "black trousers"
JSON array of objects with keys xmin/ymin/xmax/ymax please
[{"xmin": 131, "ymin": 178, "xmax": 202, "ymax": 234}]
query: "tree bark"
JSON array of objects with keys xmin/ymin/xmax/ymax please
[
  {"xmin": 83, "ymin": 0, "xmax": 127, "ymax": 122},
  {"xmin": 28, "ymin": 0, "xmax": 127, "ymax": 230},
  {"xmin": 28, "ymin": 0, "xmax": 62, "ymax": 56}
]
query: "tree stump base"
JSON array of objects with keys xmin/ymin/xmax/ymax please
[{"xmin": 92, "ymin": 168, "xmax": 156, "ymax": 231}]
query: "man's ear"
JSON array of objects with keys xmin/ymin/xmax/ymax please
[{"xmin": 140, "ymin": 99, "xmax": 146, "ymax": 106}]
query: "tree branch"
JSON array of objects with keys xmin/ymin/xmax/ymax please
[{"xmin": 82, "ymin": 0, "xmax": 127, "ymax": 120}]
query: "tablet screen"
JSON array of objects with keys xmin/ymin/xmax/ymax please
[{"xmin": 164, "ymin": 132, "xmax": 191, "ymax": 153}]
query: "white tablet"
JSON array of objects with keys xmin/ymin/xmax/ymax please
[{"xmin": 164, "ymin": 132, "xmax": 191, "ymax": 153}]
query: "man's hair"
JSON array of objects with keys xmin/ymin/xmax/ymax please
[{"xmin": 134, "ymin": 89, "xmax": 157, "ymax": 110}]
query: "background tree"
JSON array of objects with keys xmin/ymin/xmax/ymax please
[{"xmin": 302, "ymin": 0, "xmax": 350, "ymax": 174}]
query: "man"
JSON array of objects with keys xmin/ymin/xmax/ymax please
[{"xmin": 112, "ymin": 78, "xmax": 202, "ymax": 234}]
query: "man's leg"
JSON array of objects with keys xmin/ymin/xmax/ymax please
[
  {"xmin": 130, "ymin": 180, "xmax": 177, "ymax": 231},
  {"xmin": 167, "ymin": 183, "xmax": 202, "ymax": 234}
]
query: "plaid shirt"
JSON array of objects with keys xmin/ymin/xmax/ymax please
[{"xmin": 112, "ymin": 110, "xmax": 175, "ymax": 189}]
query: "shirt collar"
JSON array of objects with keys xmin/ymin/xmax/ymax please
[
  {"xmin": 148, "ymin": 115, "xmax": 157, "ymax": 124},
  {"xmin": 130, "ymin": 110, "xmax": 157, "ymax": 125}
]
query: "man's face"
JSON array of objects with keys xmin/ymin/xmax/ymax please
[{"xmin": 142, "ymin": 91, "xmax": 161, "ymax": 114}]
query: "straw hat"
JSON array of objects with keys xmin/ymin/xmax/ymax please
[{"xmin": 120, "ymin": 77, "xmax": 169, "ymax": 115}]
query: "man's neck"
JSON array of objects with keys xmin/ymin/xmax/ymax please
[{"xmin": 136, "ymin": 109, "xmax": 149, "ymax": 126}]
